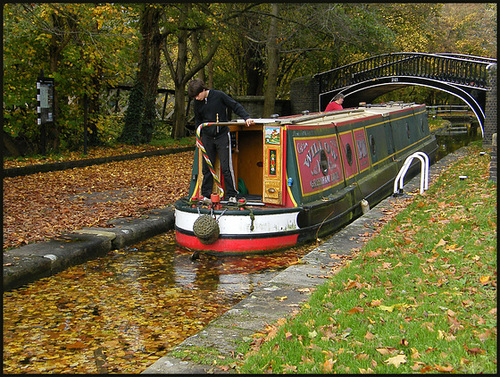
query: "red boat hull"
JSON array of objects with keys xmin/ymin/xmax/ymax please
[{"xmin": 175, "ymin": 231, "xmax": 299, "ymax": 255}]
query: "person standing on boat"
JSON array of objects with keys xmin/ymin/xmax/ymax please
[
  {"xmin": 187, "ymin": 78, "xmax": 254, "ymax": 203},
  {"xmin": 325, "ymin": 93, "xmax": 345, "ymax": 111}
]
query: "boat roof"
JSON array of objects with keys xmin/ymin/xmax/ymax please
[{"xmin": 229, "ymin": 102, "xmax": 424, "ymax": 127}]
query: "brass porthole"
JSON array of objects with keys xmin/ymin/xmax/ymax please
[
  {"xmin": 346, "ymin": 143, "xmax": 353, "ymax": 166},
  {"xmin": 370, "ymin": 134, "xmax": 376, "ymax": 155},
  {"xmin": 320, "ymin": 150, "xmax": 329, "ymax": 175}
]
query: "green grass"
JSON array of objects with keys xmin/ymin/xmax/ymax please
[
  {"xmin": 234, "ymin": 142, "xmax": 496, "ymax": 374},
  {"xmin": 149, "ymin": 135, "xmax": 195, "ymax": 148}
]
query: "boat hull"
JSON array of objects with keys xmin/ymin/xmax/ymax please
[
  {"xmin": 175, "ymin": 103, "xmax": 438, "ymax": 256},
  {"xmin": 174, "ymin": 205, "xmax": 302, "ymax": 255}
]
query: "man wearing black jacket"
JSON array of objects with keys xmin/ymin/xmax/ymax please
[{"xmin": 187, "ymin": 78, "xmax": 254, "ymax": 202}]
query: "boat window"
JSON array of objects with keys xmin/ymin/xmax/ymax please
[
  {"xmin": 346, "ymin": 143, "xmax": 353, "ymax": 166},
  {"xmin": 320, "ymin": 150, "xmax": 328, "ymax": 175},
  {"xmin": 406, "ymin": 122, "xmax": 411, "ymax": 139},
  {"xmin": 370, "ymin": 135, "xmax": 376, "ymax": 155},
  {"xmin": 421, "ymin": 119, "xmax": 425, "ymax": 132}
]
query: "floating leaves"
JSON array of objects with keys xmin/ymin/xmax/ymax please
[{"xmin": 2, "ymin": 235, "xmax": 252, "ymax": 374}]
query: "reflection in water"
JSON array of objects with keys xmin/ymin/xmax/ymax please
[
  {"xmin": 434, "ymin": 121, "xmax": 482, "ymax": 160},
  {"xmin": 3, "ymin": 231, "xmax": 315, "ymax": 374}
]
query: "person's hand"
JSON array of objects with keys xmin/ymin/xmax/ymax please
[{"xmin": 245, "ymin": 119, "xmax": 254, "ymax": 127}]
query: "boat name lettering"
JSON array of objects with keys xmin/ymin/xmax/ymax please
[
  {"xmin": 298, "ymin": 140, "xmax": 338, "ymax": 168},
  {"xmin": 310, "ymin": 172, "xmax": 340, "ymax": 189}
]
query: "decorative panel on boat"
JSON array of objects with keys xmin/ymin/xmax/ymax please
[
  {"xmin": 263, "ymin": 126, "xmax": 283, "ymax": 205},
  {"xmin": 293, "ymin": 134, "xmax": 344, "ymax": 197}
]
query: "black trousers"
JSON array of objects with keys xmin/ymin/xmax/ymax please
[{"xmin": 201, "ymin": 131, "xmax": 238, "ymax": 199}]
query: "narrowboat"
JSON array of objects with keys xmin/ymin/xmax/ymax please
[{"xmin": 174, "ymin": 102, "xmax": 438, "ymax": 256}]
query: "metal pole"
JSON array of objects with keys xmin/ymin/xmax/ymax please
[{"xmin": 83, "ymin": 93, "xmax": 88, "ymax": 155}]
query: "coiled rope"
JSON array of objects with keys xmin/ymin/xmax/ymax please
[{"xmin": 196, "ymin": 122, "xmax": 224, "ymax": 197}]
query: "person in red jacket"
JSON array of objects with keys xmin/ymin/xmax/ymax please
[
  {"xmin": 187, "ymin": 78, "xmax": 254, "ymax": 203},
  {"xmin": 325, "ymin": 93, "xmax": 345, "ymax": 112}
]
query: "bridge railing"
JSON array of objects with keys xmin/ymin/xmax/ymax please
[
  {"xmin": 315, "ymin": 52, "xmax": 494, "ymax": 94},
  {"xmin": 427, "ymin": 105, "xmax": 470, "ymax": 113}
]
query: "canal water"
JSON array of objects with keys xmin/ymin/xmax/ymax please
[
  {"xmin": 3, "ymin": 232, "xmax": 317, "ymax": 374},
  {"xmin": 434, "ymin": 120, "xmax": 482, "ymax": 159}
]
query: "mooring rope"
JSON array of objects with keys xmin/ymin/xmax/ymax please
[{"xmin": 196, "ymin": 122, "xmax": 224, "ymax": 197}]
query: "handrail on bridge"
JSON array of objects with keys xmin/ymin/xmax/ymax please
[
  {"xmin": 394, "ymin": 152, "xmax": 429, "ymax": 196},
  {"xmin": 315, "ymin": 52, "xmax": 495, "ymax": 94}
]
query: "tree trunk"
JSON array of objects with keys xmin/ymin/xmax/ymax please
[
  {"xmin": 172, "ymin": 83, "xmax": 187, "ymax": 138},
  {"xmin": 121, "ymin": 4, "xmax": 163, "ymax": 144},
  {"xmin": 164, "ymin": 3, "xmax": 221, "ymax": 139},
  {"xmin": 263, "ymin": 3, "xmax": 280, "ymax": 117},
  {"xmin": 171, "ymin": 24, "xmax": 189, "ymax": 139},
  {"xmin": 87, "ymin": 71, "xmax": 102, "ymax": 146},
  {"xmin": 46, "ymin": 11, "xmax": 71, "ymax": 153},
  {"xmin": 192, "ymin": 31, "xmax": 206, "ymax": 82}
]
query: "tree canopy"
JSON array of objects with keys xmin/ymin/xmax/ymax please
[{"xmin": 3, "ymin": 3, "xmax": 497, "ymax": 154}]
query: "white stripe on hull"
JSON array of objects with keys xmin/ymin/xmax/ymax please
[{"xmin": 175, "ymin": 209, "xmax": 300, "ymax": 235}]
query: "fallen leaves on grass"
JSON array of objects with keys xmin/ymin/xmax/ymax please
[
  {"xmin": 3, "ymin": 151, "xmax": 194, "ymax": 250},
  {"xmin": 3, "ymin": 143, "xmax": 186, "ymax": 169}
]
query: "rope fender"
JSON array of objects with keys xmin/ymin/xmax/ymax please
[
  {"xmin": 196, "ymin": 122, "xmax": 224, "ymax": 198},
  {"xmin": 193, "ymin": 214, "xmax": 220, "ymax": 245}
]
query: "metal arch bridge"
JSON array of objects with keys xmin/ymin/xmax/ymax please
[{"xmin": 314, "ymin": 52, "xmax": 496, "ymax": 136}]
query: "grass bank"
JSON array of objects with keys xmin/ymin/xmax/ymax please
[{"xmin": 235, "ymin": 142, "xmax": 496, "ymax": 374}]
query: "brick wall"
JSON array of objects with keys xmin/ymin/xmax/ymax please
[
  {"xmin": 290, "ymin": 75, "xmax": 320, "ymax": 114},
  {"xmin": 232, "ymin": 96, "xmax": 291, "ymax": 118},
  {"xmin": 484, "ymin": 64, "xmax": 497, "ymax": 182},
  {"xmin": 490, "ymin": 133, "xmax": 497, "ymax": 182},
  {"xmin": 484, "ymin": 64, "xmax": 497, "ymax": 147}
]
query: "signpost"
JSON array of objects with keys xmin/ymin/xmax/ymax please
[{"xmin": 37, "ymin": 70, "xmax": 54, "ymax": 155}]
